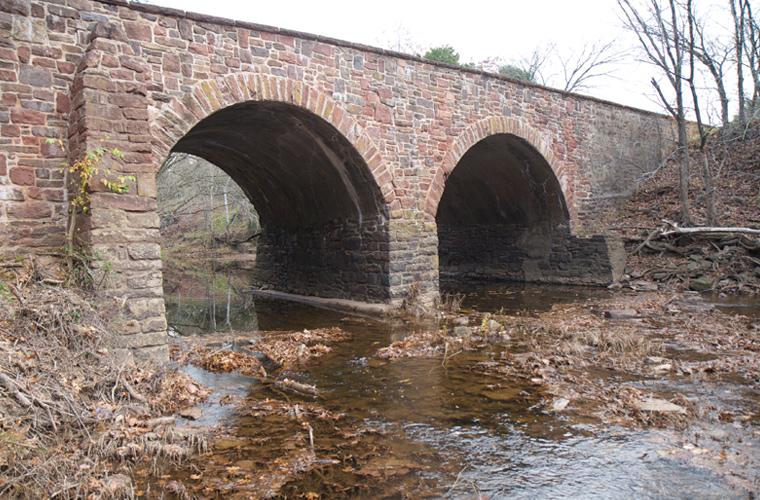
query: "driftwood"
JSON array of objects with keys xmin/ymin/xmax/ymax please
[
  {"xmin": 634, "ymin": 220, "xmax": 760, "ymax": 254},
  {"xmin": 268, "ymin": 378, "xmax": 323, "ymax": 399}
]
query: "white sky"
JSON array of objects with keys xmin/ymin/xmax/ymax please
[{"xmin": 148, "ymin": 0, "xmax": 734, "ymax": 117}]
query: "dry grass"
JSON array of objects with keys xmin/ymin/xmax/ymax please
[{"xmin": 0, "ymin": 260, "xmax": 208, "ymax": 499}]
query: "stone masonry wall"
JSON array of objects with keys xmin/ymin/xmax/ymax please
[
  {"xmin": 0, "ymin": 0, "xmax": 673, "ymax": 359},
  {"xmin": 439, "ymin": 224, "xmax": 625, "ymax": 286},
  {"xmin": 254, "ymin": 216, "xmax": 391, "ymax": 303}
]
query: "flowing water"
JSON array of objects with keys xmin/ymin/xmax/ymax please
[{"xmin": 163, "ymin": 262, "xmax": 757, "ymax": 499}]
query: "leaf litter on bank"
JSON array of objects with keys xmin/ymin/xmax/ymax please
[{"xmin": 0, "ymin": 258, "xmax": 211, "ymax": 499}]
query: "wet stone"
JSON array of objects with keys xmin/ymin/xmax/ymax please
[
  {"xmin": 634, "ymin": 398, "xmax": 686, "ymax": 414},
  {"xmin": 448, "ymin": 326, "xmax": 472, "ymax": 338}
]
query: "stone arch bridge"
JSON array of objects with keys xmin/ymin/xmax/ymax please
[{"xmin": 0, "ymin": 0, "xmax": 673, "ymax": 360}]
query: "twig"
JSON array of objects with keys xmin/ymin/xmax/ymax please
[
  {"xmin": 272, "ymin": 378, "xmax": 323, "ymax": 399},
  {"xmin": 445, "ymin": 465, "xmax": 470, "ymax": 496},
  {"xmin": 121, "ymin": 378, "xmax": 147, "ymax": 403},
  {"xmin": 0, "ymin": 371, "xmax": 33, "ymax": 408}
]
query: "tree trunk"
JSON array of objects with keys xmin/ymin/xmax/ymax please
[{"xmin": 732, "ymin": 0, "xmax": 747, "ymax": 127}]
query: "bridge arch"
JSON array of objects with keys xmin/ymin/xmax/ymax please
[
  {"xmin": 149, "ymin": 75, "xmax": 394, "ymax": 303},
  {"xmin": 428, "ymin": 118, "xmax": 580, "ymax": 285},
  {"xmin": 423, "ymin": 117, "xmax": 574, "ymax": 221}
]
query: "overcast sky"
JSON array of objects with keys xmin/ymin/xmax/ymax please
[{"xmin": 148, "ymin": 0, "xmax": 734, "ymax": 116}]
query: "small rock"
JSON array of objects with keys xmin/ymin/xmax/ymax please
[
  {"xmin": 485, "ymin": 319, "xmax": 502, "ymax": 332},
  {"xmin": 634, "ymin": 398, "xmax": 686, "ymax": 414},
  {"xmin": 630, "ymin": 280, "xmax": 658, "ymax": 292},
  {"xmin": 179, "ymin": 407, "xmax": 203, "ymax": 420},
  {"xmin": 689, "ymin": 277, "xmax": 714, "ymax": 291},
  {"xmin": 551, "ymin": 398, "xmax": 570, "ymax": 411},
  {"xmin": 650, "ymin": 363, "xmax": 673, "ymax": 373},
  {"xmin": 449, "ymin": 326, "xmax": 472, "ymax": 338},
  {"xmin": 603, "ymin": 309, "xmax": 639, "ymax": 319}
]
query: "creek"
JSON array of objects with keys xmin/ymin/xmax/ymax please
[{"xmin": 162, "ymin": 262, "xmax": 757, "ymax": 499}]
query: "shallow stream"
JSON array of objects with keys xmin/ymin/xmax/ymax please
[{"xmin": 163, "ymin": 264, "xmax": 758, "ymax": 499}]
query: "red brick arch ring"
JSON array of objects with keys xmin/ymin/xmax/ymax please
[
  {"xmin": 422, "ymin": 117, "xmax": 576, "ymax": 223},
  {"xmin": 148, "ymin": 73, "xmax": 395, "ymax": 212}
]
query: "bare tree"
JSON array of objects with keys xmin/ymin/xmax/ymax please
[
  {"xmin": 618, "ymin": 0, "xmax": 693, "ymax": 225},
  {"xmin": 687, "ymin": 4, "xmax": 732, "ymax": 130},
  {"xmin": 741, "ymin": 0, "xmax": 760, "ymax": 115},
  {"xmin": 374, "ymin": 23, "xmax": 423, "ymax": 55},
  {"xmin": 500, "ymin": 45, "xmax": 554, "ymax": 85},
  {"xmin": 157, "ymin": 153, "xmax": 259, "ymax": 248},
  {"xmin": 557, "ymin": 40, "xmax": 626, "ymax": 93},
  {"xmin": 730, "ymin": 0, "xmax": 747, "ymax": 127}
]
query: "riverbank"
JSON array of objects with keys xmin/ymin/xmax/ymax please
[{"xmin": 2, "ymin": 256, "xmax": 759, "ymax": 498}]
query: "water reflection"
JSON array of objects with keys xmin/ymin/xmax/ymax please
[{"xmin": 165, "ymin": 262, "xmax": 749, "ymax": 499}]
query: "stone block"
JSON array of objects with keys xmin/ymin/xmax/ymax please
[
  {"xmin": 126, "ymin": 271, "xmax": 162, "ymax": 289},
  {"xmin": 121, "ymin": 331, "xmax": 167, "ymax": 349},
  {"xmin": 131, "ymin": 344, "xmax": 169, "ymax": 364},
  {"xmin": 125, "ymin": 297, "xmax": 164, "ymax": 320},
  {"xmin": 19, "ymin": 65, "xmax": 51, "ymax": 87},
  {"xmin": 123, "ymin": 209, "xmax": 158, "ymax": 228},
  {"xmin": 0, "ymin": 0, "xmax": 30, "ymax": 15},
  {"xmin": 127, "ymin": 243, "xmax": 161, "ymax": 260},
  {"xmin": 6, "ymin": 201, "xmax": 51, "ymax": 218},
  {"xmin": 120, "ymin": 319, "xmax": 142, "ymax": 335},
  {"xmin": 142, "ymin": 315, "xmax": 167, "ymax": 333},
  {"xmin": 0, "ymin": 186, "xmax": 24, "ymax": 201}
]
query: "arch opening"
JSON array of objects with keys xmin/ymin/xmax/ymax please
[
  {"xmin": 169, "ymin": 101, "xmax": 391, "ymax": 303},
  {"xmin": 437, "ymin": 133, "xmax": 573, "ymax": 285}
]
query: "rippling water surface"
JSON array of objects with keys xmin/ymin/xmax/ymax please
[{"xmin": 163, "ymin": 263, "xmax": 755, "ymax": 499}]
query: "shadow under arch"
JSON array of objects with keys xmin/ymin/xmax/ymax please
[
  {"xmin": 436, "ymin": 132, "xmax": 579, "ymax": 285},
  {"xmin": 170, "ymin": 100, "xmax": 391, "ymax": 303}
]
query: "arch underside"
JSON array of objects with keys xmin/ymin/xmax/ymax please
[
  {"xmin": 437, "ymin": 133, "xmax": 575, "ymax": 285},
  {"xmin": 172, "ymin": 101, "xmax": 391, "ymax": 302}
]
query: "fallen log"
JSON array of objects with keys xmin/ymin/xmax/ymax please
[{"xmin": 661, "ymin": 226, "xmax": 760, "ymax": 237}]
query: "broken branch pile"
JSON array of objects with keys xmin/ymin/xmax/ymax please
[
  {"xmin": 0, "ymin": 261, "xmax": 209, "ymax": 499},
  {"xmin": 628, "ymin": 220, "xmax": 760, "ymax": 293}
]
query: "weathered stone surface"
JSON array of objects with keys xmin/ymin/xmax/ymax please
[
  {"xmin": 19, "ymin": 65, "xmax": 51, "ymax": 87},
  {"xmin": 449, "ymin": 326, "xmax": 472, "ymax": 338},
  {"xmin": 131, "ymin": 344, "xmax": 169, "ymax": 363},
  {"xmin": 120, "ymin": 331, "xmax": 167, "ymax": 349},
  {"xmin": 127, "ymin": 243, "xmax": 161, "ymax": 260},
  {"xmin": 142, "ymin": 315, "xmax": 167, "ymax": 333},
  {"xmin": 634, "ymin": 398, "xmax": 687, "ymax": 414},
  {"xmin": 125, "ymin": 298, "xmax": 165, "ymax": 320},
  {"xmin": 0, "ymin": 0, "xmax": 31, "ymax": 16},
  {"xmin": 6, "ymin": 201, "xmax": 51, "ymax": 219},
  {"xmin": 689, "ymin": 277, "xmax": 714, "ymax": 291}
]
